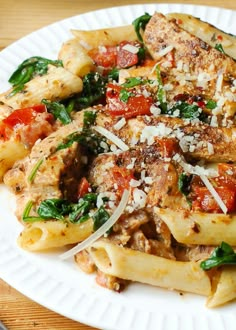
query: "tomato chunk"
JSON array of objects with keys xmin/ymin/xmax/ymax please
[
  {"xmin": 106, "ymin": 83, "xmax": 153, "ymax": 118},
  {"xmin": 88, "ymin": 46, "xmax": 117, "ymax": 69},
  {"xmin": 112, "ymin": 166, "xmax": 135, "ymax": 197},
  {"xmin": 88, "ymin": 41, "xmax": 141, "ymax": 70},
  {"xmin": 77, "ymin": 177, "xmax": 91, "ymax": 199},
  {"xmin": 117, "ymin": 41, "xmax": 140, "ymax": 68},
  {"xmin": 192, "ymin": 186, "xmax": 236, "ymax": 213},
  {"xmin": 3, "ymin": 104, "xmax": 46, "ymax": 128}
]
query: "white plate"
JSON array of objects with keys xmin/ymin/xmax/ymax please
[{"xmin": 0, "ymin": 4, "xmax": 236, "ymax": 330}]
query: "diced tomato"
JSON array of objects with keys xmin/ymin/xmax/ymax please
[
  {"xmin": 216, "ymin": 163, "xmax": 236, "ymax": 190},
  {"xmin": 112, "ymin": 166, "xmax": 135, "ymax": 197},
  {"xmin": 77, "ymin": 177, "xmax": 91, "ymax": 199},
  {"xmin": 88, "ymin": 45, "xmax": 117, "ymax": 69},
  {"xmin": 192, "ymin": 186, "xmax": 236, "ymax": 213},
  {"xmin": 3, "ymin": 104, "xmax": 46, "ymax": 128},
  {"xmin": 156, "ymin": 137, "xmax": 180, "ymax": 158},
  {"xmin": 88, "ymin": 41, "xmax": 141, "ymax": 70},
  {"xmin": 117, "ymin": 41, "xmax": 139, "ymax": 68},
  {"xmin": 106, "ymin": 83, "xmax": 153, "ymax": 118}
]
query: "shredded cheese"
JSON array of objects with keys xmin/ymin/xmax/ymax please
[
  {"xmin": 60, "ymin": 190, "xmax": 130, "ymax": 260},
  {"xmin": 200, "ymin": 175, "xmax": 228, "ymax": 214},
  {"xmin": 93, "ymin": 126, "xmax": 129, "ymax": 151},
  {"xmin": 155, "ymin": 45, "xmax": 174, "ymax": 58},
  {"xmin": 122, "ymin": 44, "xmax": 139, "ymax": 54}
]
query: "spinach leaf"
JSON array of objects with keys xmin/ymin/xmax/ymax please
[
  {"xmin": 56, "ymin": 110, "xmax": 109, "ymax": 154},
  {"xmin": 178, "ymin": 173, "xmax": 193, "ymax": 196},
  {"xmin": 8, "ymin": 56, "xmax": 63, "ymax": 96},
  {"xmin": 164, "ymin": 101, "xmax": 206, "ymax": 121},
  {"xmin": 56, "ymin": 130, "xmax": 109, "ymax": 154},
  {"xmin": 119, "ymin": 89, "xmax": 134, "ymax": 102},
  {"xmin": 37, "ymin": 199, "xmax": 72, "ymax": 220},
  {"xmin": 83, "ymin": 110, "xmax": 97, "ymax": 129},
  {"xmin": 42, "ymin": 99, "xmax": 72, "ymax": 125},
  {"xmin": 200, "ymin": 242, "xmax": 236, "ymax": 270},
  {"xmin": 108, "ymin": 68, "xmax": 119, "ymax": 81},
  {"xmin": 92, "ymin": 206, "xmax": 110, "ymax": 231},
  {"xmin": 75, "ymin": 72, "xmax": 107, "ymax": 110},
  {"xmin": 132, "ymin": 13, "xmax": 152, "ymax": 43}
]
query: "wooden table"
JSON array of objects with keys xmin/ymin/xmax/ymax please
[{"xmin": 0, "ymin": 0, "xmax": 235, "ymax": 329}]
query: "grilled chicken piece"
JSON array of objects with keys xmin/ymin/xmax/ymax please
[
  {"xmin": 143, "ymin": 13, "xmax": 236, "ymax": 118},
  {"xmin": 4, "ymin": 111, "xmax": 87, "ymax": 222},
  {"xmin": 88, "ymin": 146, "xmax": 189, "ymax": 211},
  {"xmin": 144, "ymin": 12, "xmax": 236, "ymax": 77},
  {"xmin": 108, "ymin": 113, "xmax": 236, "ymax": 163}
]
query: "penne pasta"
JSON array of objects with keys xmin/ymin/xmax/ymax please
[
  {"xmin": 166, "ymin": 13, "xmax": 236, "ymax": 60},
  {"xmin": 89, "ymin": 239, "xmax": 212, "ymax": 296},
  {"xmin": 71, "ymin": 24, "xmax": 137, "ymax": 49},
  {"xmin": 155, "ymin": 207, "xmax": 236, "ymax": 245},
  {"xmin": 0, "ymin": 65, "xmax": 83, "ymax": 110},
  {"xmin": 0, "ymin": 140, "xmax": 29, "ymax": 181},
  {"xmin": 18, "ymin": 218, "xmax": 94, "ymax": 251},
  {"xmin": 206, "ymin": 267, "xmax": 236, "ymax": 307},
  {"xmin": 58, "ymin": 38, "xmax": 95, "ymax": 77}
]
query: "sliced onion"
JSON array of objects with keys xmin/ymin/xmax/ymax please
[
  {"xmin": 93, "ymin": 126, "xmax": 129, "ymax": 151},
  {"xmin": 60, "ymin": 189, "xmax": 129, "ymax": 260},
  {"xmin": 200, "ymin": 175, "xmax": 228, "ymax": 214}
]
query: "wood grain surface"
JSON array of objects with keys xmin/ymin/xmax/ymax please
[{"xmin": 0, "ymin": 0, "xmax": 236, "ymax": 329}]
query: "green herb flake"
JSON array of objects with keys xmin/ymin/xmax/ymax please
[
  {"xmin": 27, "ymin": 158, "xmax": 44, "ymax": 183},
  {"xmin": 200, "ymin": 242, "xmax": 236, "ymax": 270},
  {"xmin": 206, "ymin": 99, "xmax": 217, "ymax": 110},
  {"xmin": 215, "ymin": 43, "xmax": 226, "ymax": 54},
  {"xmin": 119, "ymin": 89, "xmax": 134, "ymax": 103},
  {"xmin": 121, "ymin": 77, "xmax": 143, "ymax": 88},
  {"xmin": 22, "ymin": 200, "xmax": 42, "ymax": 222}
]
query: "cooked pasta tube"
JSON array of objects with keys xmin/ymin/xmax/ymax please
[
  {"xmin": 206, "ymin": 268, "xmax": 236, "ymax": 307},
  {"xmin": 18, "ymin": 218, "xmax": 93, "ymax": 251},
  {"xmin": 71, "ymin": 25, "xmax": 137, "ymax": 49},
  {"xmin": 0, "ymin": 65, "xmax": 83, "ymax": 109},
  {"xmin": 89, "ymin": 239, "xmax": 211, "ymax": 296},
  {"xmin": 155, "ymin": 207, "xmax": 236, "ymax": 245},
  {"xmin": 0, "ymin": 140, "xmax": 29, "ymax": 181},
  {"xmin": 58, "ymin": 38, "xmax": 95, "ymax": 77},
  {"xmin": 166, "ymin": 13, "xmax": 236, "ymax": 60}
]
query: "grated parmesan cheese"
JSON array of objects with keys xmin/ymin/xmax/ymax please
[{"xmin": 113, "ymin": 118, "xmax": 126, "ymax": 131}]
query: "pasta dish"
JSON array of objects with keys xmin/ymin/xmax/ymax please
[{"xmin": 0, "ymin": 11, "xmax": 236, "ymax": 308}]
